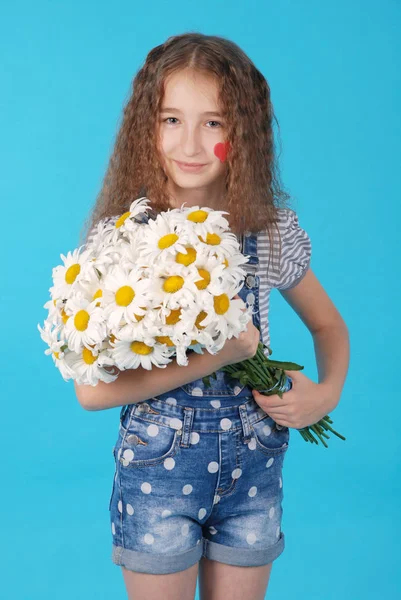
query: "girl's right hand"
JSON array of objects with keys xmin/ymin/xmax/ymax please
[{"xmin": 219, "ymin": 294, "xmax": 260, "ymax": 366}]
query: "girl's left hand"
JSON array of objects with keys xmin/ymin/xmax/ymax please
[{"xmin": 251, "ymin": 369, "xmax": 339, "ymax": 430}]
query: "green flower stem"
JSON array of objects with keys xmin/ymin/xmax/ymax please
[{"xmin": 211, "ymin": 341, "xmax": 346, "ymax": 449}]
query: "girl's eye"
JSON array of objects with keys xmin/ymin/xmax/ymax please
[{"xmin": 162, "ymin": 118, "xmax": 222, "ymax": 128}]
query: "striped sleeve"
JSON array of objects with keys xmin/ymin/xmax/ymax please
[{"xmin": 275, "ymin": 209, "xmax": 312, "ymax": 290}]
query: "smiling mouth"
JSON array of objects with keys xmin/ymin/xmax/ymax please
[{"xmin": 175, "ymin": 160, "xmax": 207, "ymax": 167}]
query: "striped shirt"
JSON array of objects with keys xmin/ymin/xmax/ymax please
[
  {"xmin": 91, "ymin": 207, "xmax": 312, "ymax": 350},
  {"xmin": 255, "ymin": 208, "xmax": 311, "ymax": 349}
]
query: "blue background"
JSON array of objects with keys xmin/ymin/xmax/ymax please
[{"xmin": 1, "ymin": 1, "xmax": 400, "ymax": 598}]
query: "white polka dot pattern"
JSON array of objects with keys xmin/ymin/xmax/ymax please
[
  {"xmin": 246, "ymin": 532, "xmax": 257, "ymax": 545},
  {"xmin": 210, "ymin": 400, "xmax": 221, "ymax": 408},
  {"xmin": 190, "ymin": 432, "xmax": 200, "ymax": 444},
  {"xmin": 248, "ymin": 438, "xmax": 257, "ymax": 450},
  {"xmin": 141, "ymin": 482, "xmax": 152, "ymax": 494},
  {"xmin": 147, "ymin": 424, "xmax": 159, "ymax": 437},
  {"xmin": 207, "ymin": 461, "xmax": 219, "ymax": 473},
  {"xmin": 169, "ymin": 418, "xmax": 183, "ymax": 430},
  {"xmin": 144, "ymin": 533, "xmax": 154, "ymax": 545},
  {"xmin": 232, "ymin": 468, "xmax": 242, "ymax": 479},
  {"xmin": 248, "ymin": 486, "xmax": 258, "ymax": 497},
  {"xmin": 220, "ymin": 418, "xmax": 232, "ymax": 431}
]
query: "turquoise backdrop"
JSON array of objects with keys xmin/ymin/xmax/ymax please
[{"xmin": 1, "ymin": 1, "xmax": 399, "ymax": 598}]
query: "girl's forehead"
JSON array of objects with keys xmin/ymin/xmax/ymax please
[{"xmin": 162, "ymin": 70, "xmax": 221, "ymax": 109}]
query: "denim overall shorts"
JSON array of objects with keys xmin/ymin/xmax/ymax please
[{"xmin": 109, "ymin": 227, "xmax": 293, "ymax": 575}]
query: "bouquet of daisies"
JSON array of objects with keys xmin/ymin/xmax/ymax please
[{"xmin": 38, "ymin": 197, "xmax": 345, "ymax": 448}]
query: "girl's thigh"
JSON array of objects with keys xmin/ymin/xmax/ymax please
[
  {"xmin": 198, "ymin": 557, "xmax": 273, "ymax": 600},
  {"xmin": 122, "ymin": 561, "xmax": 199, "ymax": 600}
]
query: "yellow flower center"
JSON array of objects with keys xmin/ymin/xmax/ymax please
[
  {"xmin": 190, "ymin": 339, "xmax": 199, "ymax": 345},
  {"xmin": 198, "ymin": 232, "xmax": 221, "ymax": 246},
  {"xmin": 214, "ymin": 293, "xmax": 230, "ymax": 315},
  {"xmin": 93, "ymin": 289, "xmax": 102, "ymax": 307},
  {"xmin": 130, "ymin": 341, "xmax": 153, "ymax": 355},
  {"xmin": 82, "ymin": 346, "xmax": 97, "ymax": 364},
  {"xmin": 195, "ymin": 268, "xmax": 211, "ymax": 290},
  {"xmin": 133, "ymin": 307, "xmax": 146, "ymax": 322},
  {"xmin": 53, "ymin": 298, "xmax": 57, "ymax": 307},
  {"xmin": 187, "ymin": 209, "xmax": 208, "ymax": 223},
  {"xmin": 109, "ymin": 334, "xmax": 116, "ymax": 344},
  {"xmin": 158, "ymin": 233, "xmax": 179, "ymax": 249},
  {"xmin": 165, "ymin": 308, "xmax": 182, "ymax": 325},
  {"xmin": 65, "ymin": 263, "xmax": 80, "ymax": 284},
  {"xmin": 176, "ymin": 247, "xmax": 197, "ymax": 266},
  {"xmin": 156, "ymin": 336, "xmax": 175, "ymax": 347},
  {"xmin": 115, "ymin": 285, "xmax": 135, "ymax": 306},
  {"xmin": 115, "ymin": 212, "xmax": 131, "ymax": 228},
  {"xmin": 61, "ymin": 308, "xmax": 69, "ymax": 324},
  {"xmin": 163, "ymin": 276, "xmax": 184, "ymax": 293},
  {"xmin": 195, "ymin": 311, "xmax": 208, "ymax": 329},
  {"xmin": 53, "ymin": 351, "xmax": 60, "ymax": 359},
  {"xmin": 74, "ymin": 309, "xmax": 90, "ymax": 331}
]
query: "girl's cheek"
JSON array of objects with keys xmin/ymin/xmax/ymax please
[{"xmin": 213, "ymin": 141, "xmax": 231, "ymax": 163}]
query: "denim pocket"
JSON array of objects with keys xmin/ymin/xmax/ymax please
[
  {"xmin": 117, "ymin": 415, "xmax": 181, "ymax": 468},
  {"xmin": 250, "ymin": 416, "xmax": 289, "ymax": 455}
]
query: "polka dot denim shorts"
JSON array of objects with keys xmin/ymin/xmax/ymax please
[{"xmin": 109, "ymin": 378, "xmax": 292, "ymax": 575}]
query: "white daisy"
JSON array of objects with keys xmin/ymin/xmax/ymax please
[
  {"xmin": 37, "ymin": 320, "xmax": 67, "ymax": 361},
  {"xmin": 192, "ymin": 227, "xmax": 240, "ymax": 261},
  {"xmin": 197, "ymin": 281, "xmax": 253, "ymax": 340},
  {"xmin": 64, "ymin": 293, "xmax": 107, "ymax": 354},
  {"xmin": 52, "ymin": 246, "xmax": 94, "ymax": 300},
  {"xmin": 177, "ymin": 206, "xmax": 230, "ymax": 239},
  {"xmin": 64, "ymin": 346, "xmax": 119, "ymax": 386},
  {"xmin": 146, "ymin": 261, "xmax": 204, "ymax": 311},
  {"xmin": 136, "ymin": 212, "xmax": 191, "ymax": 265},
  {"xmin": 110, "ymin": 334, "xmax": 173, "ymax": 371},
  {"xmin": 102, "ymin": 264, "xmax": 153, "ymax": 330}
]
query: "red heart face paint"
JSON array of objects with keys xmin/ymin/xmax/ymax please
[{"xmin": 214, "ymin": 141, "xmax": 231, "ymax": 162}]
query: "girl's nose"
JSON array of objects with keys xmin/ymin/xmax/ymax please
[{"xmin": 181, "ymin": 126, "xmax": 202, "ymax": 155}]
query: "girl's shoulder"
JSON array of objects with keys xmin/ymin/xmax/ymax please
[
  {"xmin": 258, "ymin": 207, "xmax": 312, "ymax": 291},
  {"xmin": 274, "ymin": 207, "xmax": 302, "ymax": 233}
]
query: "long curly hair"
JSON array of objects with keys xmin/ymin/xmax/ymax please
[{"xmin": 79, "ymin": 32, "xmax": 293, "ymax": 267}]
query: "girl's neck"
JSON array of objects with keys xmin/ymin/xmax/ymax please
[{"xmin": 167, "ymin": 180, "xmax": 227, "ymax": 210}]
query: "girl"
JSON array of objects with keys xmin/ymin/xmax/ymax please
[{"xmin": 77, "ymin": 32, "xmax": 349, "ymax": 600}]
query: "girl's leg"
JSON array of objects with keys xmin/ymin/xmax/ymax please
[
  {"xmin": 121, "ymin": 561, "xmax": 199, "ymax": 600},
  {"xmin": 198, "ymin": 557, "xmax": 273, "ymax": 600}
]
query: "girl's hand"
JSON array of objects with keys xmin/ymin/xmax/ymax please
[{"xmin": 251, "ymin": 369, "xmax": 339, "ymax": 430}]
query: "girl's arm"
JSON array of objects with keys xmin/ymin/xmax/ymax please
[
  {"xmin": 74, "ymin": 318, "xmax": 260, "ymax": 412},
  {"xmin": 280, "ymin": 267, "xmax": 350, "ymax": 406}
]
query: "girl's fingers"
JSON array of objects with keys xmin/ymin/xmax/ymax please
[{"xmin": 253, "ymin": 392, "xmax": 288, "ymax": 409}]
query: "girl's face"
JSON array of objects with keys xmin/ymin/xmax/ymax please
[{"xmin": 156, "ymin": 69, "xmax": 229, "ymax": 201}]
